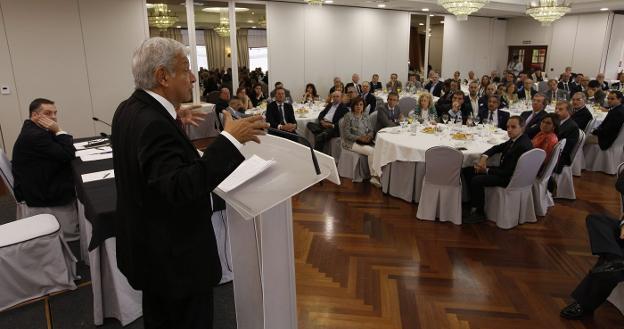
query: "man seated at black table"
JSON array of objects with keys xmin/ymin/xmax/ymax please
[
  {"xmin": 462, "ymin": 115, "xmax": 533, "ymax": 223},
  {"xmin": 12, "ymin": 98, "xmax": 79, "ymax": 240},
  {"xmin": 521, "ymin": 93, "xmax": 547, "ymax": 139},
  {"xmin": 307, "ymin": 91, "xmax": 348, "ymax": 151},
  {"xmin": 570, "ymin": 92, "xmax": 593, "ymax": 131},
  {"xmin": 560, "ymin": 174, "xmax": 624, "ymax": 320},
  {"xmin": 266, "ymin": 87, "xmax": 298, "ymax": 142},
  {"xmin": 479, "ymin": 95, "xmax": 510, "ymax": 130},
  {"xmin": 553, "ymin": 101, "xmax": 579, "ymax": 174},
  {"xmin": 586, "ymin": 90, "xmax": 624, "ymax": 150}
]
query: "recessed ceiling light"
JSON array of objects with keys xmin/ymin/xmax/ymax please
[
  {"xmin": 247, "ymin": 20, "xmax": 254, "ymax": 23},
  {"xmin": 430, "ymin": 14, "xmax": 434, "ymax": 17},
  {"xmin": 145, "ymin": 4, "xmax": 155, "ymax": 8},
  {"xmin": 422, "ymin": 8, "xmax": 429, "ymax": 12},
  {"xmin": 600, "ymin": 7, "xmax": 609, "ymax": 11},
  {"xmin": 377, "ymin": 3, "xmax": 386, "ymax": 8},
  {"xmin": 440, "ymin": 21, "xmax": 445, "ymax": 24},
  {"xmin": 202, "ymin": 7, "xmax": 249, "ymax": 13},
  {"xmin": 418, "ymin": 23, "xmax": 424, "ymax": 26},
  {"xmin": 325, "ymin": 0, "xmax": 334, "ymax": 3},
  {"xmin": 176, "ymin": 25, "xmax": 182, "ymax": 29},
  {"xmin": 252, "ymin": 26, "xmax": 257, "ymax": 29}
]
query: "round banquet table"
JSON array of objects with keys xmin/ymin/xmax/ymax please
[{"xmin": 371, "ymin": 123, "xmax": 508, "ymax": 203}]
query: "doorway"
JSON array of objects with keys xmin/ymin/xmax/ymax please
[{"xmin": 508, "ymin": 46, "xmax": 548, "ymax": 74}]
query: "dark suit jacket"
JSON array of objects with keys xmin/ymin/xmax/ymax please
[
  {"xmin": 362, "ymin": 92, "xmax": 377, "ymax": 113},
  {"xmin": 424, "ymin": 81, "xmax": 442, "ymax": 97},
  {"xmin": 345, "ymin": 82, "xmax": 362, "ymax": 94},
  {"xmin": 478, "ymin": 95, "xmax": 507, "ymax": 113},
  {"xmin": 12, "ymin": 120, "xmax": 76, "ymax": 207},
  {"xmin": 266, "ymin": 101, "xmax": 296, "ymax": 129},
  {"xmin": 111, "ymin": 89, "xmax": 244, "ymax": 298},
  {"xmin": 370, "ymin": 81, "xmax": 382, "ymax": 92},
  {"xmin": 214, "ymin": 99, "xmax": 229, "ymax": 130},
  {"xmin": 463, "ymin": 96, "xmax": 479, "ymax": 118},
  {"xmin": 558, "ymin": 81, "xmax": 575, "ymax": 96},
  {"xmin": 555, "ymin": 119, "xmax": 580, "ymax": 173},
  {"xmin": 318, "ymin": 102, "xmax": 348, "ymax": 126},
  {"xmin": 484, "ymin": 133, "xmax": 534, "ymax": 184},
  {"xmin": 521, "ymin": 109, "xmax": 547, "ymax": 139},
  {"xmin": 571, "ymin": 106, "xmax": 593, "ymax": 131},
  {"xmin": 478, "ymin": 109, "xmax": 510, "ymax": 130},
  {"xmin": 376, "ymin": 104, "xmax": 401, "ymax": 132},
  {"xmin": 593, "ymin": 104, "xmax": 624, "ymax": 150},
  {"xmin": 518, "ymin": 88, "xmax": 537, "ymax": 100}
]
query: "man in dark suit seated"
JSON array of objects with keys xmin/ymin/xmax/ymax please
[
  {"xmin": 376, "ymin": 92, "xmax": 401, "ymax": 132},
  {"xmin": 586, "ymin": 90, "xmax": 624, "ymax": 150},
  {"xmin": 465, "ymin": 82, "xmax": 481, "ymax": 118},
  {"xmin": 478, "ymin": 84, "xmax": 507, "ymax": 114},
  {"xmin": 520, "ymin": 93, "xmax": 547, "ymax": 139},
  {"xmin": 424, "ymin": 72, "xmax": 443, "ymax": 97},
  {"xmin": 558, "ymin": 73, "xmax": 574, "ymax": 98},
  {"xmin": 214, "ymin": 88, "xmax": 230, "ymax": 130},
  {"xmin": 553, "ymin": 101, "xmax": 579, "ymax": 174},
  {"xmin": 111, "ymin": 37, "xmax": 268, "ymax": 329},
  {"xmin": 560, "ymin": 174, "xmax": 624, "ymax": 320},
  {"xmin": 462, "ymin": 116, "xmax": 533, "ymax": 223},
  {"xmin": 345, "ymin": 73, "xmax": 362, "ymax": 95},
  {"xmin": 479, "ymin": 96, "xmax": 510, "ymax": 130},
  {"xmin": 12, "ymin": 98, "xmax": 79, "ymax": 240},
  {"xmin": 269, "ymin": 81, "xmax": 293, "ymax": 103},
  {"xmin": 307, "ymin": 91, "xmax": 348, "ymax": 151},
  {"xmin": 360, "ymin": 82, "xmax": 377, "ymax": 114},
  {"xmin": 266, "ymin": 87, "xmax": 298, "ymax": 142},
  {"xmin": 518, "ymin": 79, "xmax": 537, "ymax": 101},
  {"xmin": 586, "ymin": 80, "xmax": 607, "ymax": 107},
  {"xmin": 570, "ymin": 92, "xmax": 593, "ymax": 131}
]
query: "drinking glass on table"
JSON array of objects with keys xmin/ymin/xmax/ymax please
[{"xmin": 466, "ymin": 115, "xmax": 474, "ymax": 127}]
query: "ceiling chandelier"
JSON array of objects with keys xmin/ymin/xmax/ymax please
[
  {"xmin": 214, "ymin": 12, "xmax": 230, "ymax": 37},
  {"xmin": 526, "ymin": 0, "xmax": 570, "ymax": 26},
  {"xmin": 148, "ymin": 4, "xmax": 178, "ymax": 30},
  {"xmin": 258, "ymin": 16, "xmax": 267, "ymax": 28},
  {"xmin": 305, "ymin": 0, "xmax": 324, "ymax": 5},
  {"xmin": 438, "ymin": 0, "xmax": 489, "ymax": 21}
]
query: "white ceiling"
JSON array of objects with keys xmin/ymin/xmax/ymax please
[{"xmin": 282, "ymin": 0, "xmax": 624, "ymax": 18}]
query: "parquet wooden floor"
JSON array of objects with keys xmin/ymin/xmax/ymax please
[{"xmin": 293, "ymin": 171, "xmax": 624, "ymax": 329}]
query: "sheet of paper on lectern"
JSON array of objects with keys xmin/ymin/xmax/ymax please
[{"xmin": 217, "ymin": 155, "xmax": 275, "ymax": 193}]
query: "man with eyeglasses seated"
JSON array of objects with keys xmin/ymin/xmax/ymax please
[
  {"xmin": 479, "ymin": 95, "xmax": 510, "ymax": 130},
  {"xmin": 570, "ymin": 92, "xmax": 593, "ymax": 131},
  {"xmin": 560, "ymin": 173, "xmax": 624, "ymax": 319},
  {"xmin": 462, "ymin": 116, "xmax": 533, "ymax": 223},
  {"xmin": 586, "ymin": 90, "xmax": 624, "ymax": 150}
]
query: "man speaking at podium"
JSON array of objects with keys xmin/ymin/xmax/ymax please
[{"xmin": 111, "ymin": 37, "xmax": 268, "ymax": 329}]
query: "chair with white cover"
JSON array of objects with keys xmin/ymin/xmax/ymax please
[
  {"xmin": 571, "ymin": 118, "xmax": 595, "ymax": 176},
  {"xmin": 532, "ymin": 140, "xmax": 565, "ymax": 216},
  {"xmin": 619, "ymin": 162, "xmax": 624, "ymax": 217},
  {"xmin": 398, "ymin": 97, "xmax": 417, "ymax": 116},
  {"xmin": 583, "ymin": 124, "xmax": 624, "ymax": 175},
  {"xmin": 0, "ymin": 149, "xmax": 80, "ymax": 242},
  {"xmin": 0, "ymin": 214, "xmax": 77, "ymax": 311},
  {"xmin": 337, "ymin": 118, "xmax": 371, "ymax": 182},
  {"xmin": 554, "ymin": 130, "xmax": 584, "ymax": 199},
  {"xmin": 484, "ymin": 149, "xmax": 546, "ymax": 229},
  {"xmin": 416, "ymin": 146, "xmax": 463, "ymax": 225}
]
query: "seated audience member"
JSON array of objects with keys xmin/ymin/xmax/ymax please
[
  {"xmin": 302, "ymin": 83, "xmax": 319, "ymax": 103},
  {"xmin": 596, "ymin": 73, "xmax": 610, "ymax": 91},
  {"xmin": 518, "ymin": 79, "xmax": 537, "ymax": 100},
  {"xmin": 570, "ymin": 92, "xmax": 593, "ymax": 131},
  {"xmin": 478, "ymin": 75, "xmax": 491, "ymax": 97},
  {"xmin": 545, "ymin": 79, "xmax": 568, "ymax": 104},
  {"xmin": 329, "ymin": 77, "xmax": 344, "ymax": 95},
  {"xmin": 236, "ymin": 87, "xmax": 252, "ymax": 110},
  {"xmin": 341, "ymin": 91, "xmax": 353, "ymax": 112},
  {"xmin": 465, "ymin": 81, "xmax": 481, "ymax": 118},
  {"xmin": 453, "ymin": 71, "xmax": 461, "ymax": 83},
  {"xmin": 478, "ymin": 84, "xmax": 505, "ymax": 113},
  {"xmin": 554, "ymin": 101, "xmax": 580, "ymax": 174},
  {"xmin": 250, "ymin": 83, "xmax": 266, "ymax": 107},
  {"xmin": 531, "ymin": 113, "xmax": 560, "ymax": 161},
  {"xmin": 266, "ymin": 88, "xmax": 297, "ymax": 141},
  {"xmin": 424, "ymin": 72, "xmax": 442, "ymax": 97},
  {"xmin": 491, "ymin": 70, "xmax": 501, "ymax": 84},
  {"xmin": 586, "ymin": 90, "xmax": 624, "ymax": 150},
  {"xmin": 376, "ymin": 92, "xmax": 401, "ymax": 131},
  {"xmin": 370, "ymin": 74, "xmax": 382, "ymax": 92},
  {"xmin": 409, "ymin": 92, "xmax": 437, "ymax": 121},
  {"xmin": 586, "ymin": 80, "xmax": 607, "ymax": 107},
  {"xmin": 360, "ymin": 82, "xmax": 377, "ymax": 114},
  {"xmin": 503, "ymin": 83, "xmax": 519, "ymax": 105},
  {"xmin": 269, "ymin": 81, "xmax": 293, "ymax": 103},
  {"xmin": 479, "ymin": 96, "xmax": 510, "ymax": 130},
  {"xmin": 560, "ymin": 174, "xmax": 624, "ymax": 320},
  {"xmin": 435, "ymin": 79, "xmax": 455, "ymax": 117},
  {"xmin": 223, "ymin": 98, "xmax": 245, "ymax": 119},
  {"xmin": 446, "ymin": 91, "xmax": 468, "ymax": 124},
  {"xmin": 508, "ymin": 55, "xmax": 523, "ymax": 76},
  {"xmin": 558, "ymin": 73, "xmax": 575, "ymax": 97},
  {"xmin": 462, "ymin": 115, "xmax": 533, "ymax": 223},
  {"xmin": 340, "ymin": 96, "xmax": 378, "ymax": 186},
  {"xmin": 12, "ymin": 98, "xmax": 78, "ymax": 239},
  {"xmin": 386, "ymin": 73, "xmax": 403, "ymax": 93},
  {"xmin": 580, "ymin": 75, "xmax": 590, "ymax": 92},
  {"xmin": 611, "ymin": 73, "xmax": 624, "ymax": 92},
  {"xmin": 571, "ymin": 73, "xmax": 584, "ymax": 93},
  {"xmin": 501, "ymin": 71, "xmax": 516, "ymax": 86},
  {"xmin": 515, "ymin": 72, "xmax": 528, "ymax": 91},
  {"xmin": 345, "ymin": 73, "xmax": 362, "ymax": 95},
  {"xmin": 405, "ymin": 74, "xmax": 423, "ymax": 93},
  {"xmin": 464, "ymin": 70, "xmax": 478, "ymax": 85},
  {"xmin": 307, "ymin": 91, "xmax": 348, "ymax": 151},
  {"xmin": 521, "ymin": 93, "xmax": 548, "ymax": 139},
  {"xmin": 214, "ymin": 87, "xmax": 231, "ymax": 130},
  {"xmin": 532, "ymin": 68, "xmax": 545, "ymax": 82}
]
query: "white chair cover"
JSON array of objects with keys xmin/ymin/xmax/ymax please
[
  {"xmin": 0, "ymin": 214, "xmax": 77, "ymax": 311},
  {"xmin": 322, "ymin": 137, "xmax": 341, "ymax": 163},
  {"xmin": 532, "ymin": 140, "xmax": 565, "ymax": 216},
  {"xmin": 16, "ymin": 201, "xmax": 81, "ymax": 242},
  {"xmin": 416, "ymin": 147, "xmax": 463, "ymax": 225},
  {"xmin": 554, "ymin": 130, "xmax": 585, "ymax": 200},
  {"xmin": 398, "ymin": 97, "xmax": 417, "ymax": 116},
  {"xmin": 380, "ymin": 161, "xmax": 417, "ymax": 202},
  {"xmin": 0, "ymin": 149, "xmax": 15, "ymax": 198},
  {"xmin": 78, "ymin": 201, "xmax": 142, "ymax": 326},
  {"xmin": 572, "ymin": 118, "xmax": 595, "ymax": 176},
  {"xmin": 337, "ymin": 148, "xmax": 371, "ymax": 183},
  {"xmin": 369, "ymin": 111, "xmax": 378, "ymax": 134},
  {"xmin": 583, "ymin": 124, "xmax": 624, "ymax": 175},
  {"xmin": 484, "ymin": 149, "xmax": 546, "ymax": 229}
]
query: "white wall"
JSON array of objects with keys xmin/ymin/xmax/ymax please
[
  {"xmin": 429, "ymin": 25, "xmax": 444, "ymax": 74},
  {"xmin": 604, "ymin": 14, "xmax": 624, "ymax": 80},
  {"xmin": 266, "ymin": 3, "xmax": 410, "ymax": 98},
  {"xmin": 441, "ymin": 16, "xmax": 507, "ymax": 80},
  {"xmin": 506, "ymin": 13, "xmax": 611, "ymax": 79},
  {"xmin": 0, "ymin": 0, "xmax": 146, "ymax": 155}
]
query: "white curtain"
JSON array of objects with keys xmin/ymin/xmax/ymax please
[
  {"xmin": 149, "ymin": 28, "xmax": 183, "ymax": 42},
  {"xmin": 204, "ymin": 29, "xmax": 229, "ymax": 70},
  {"xmin": 237, "ymin": 29, "xmax": 249, "ymax": 69}
]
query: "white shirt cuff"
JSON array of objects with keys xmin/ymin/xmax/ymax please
[
  {"xmin": 56, "ymin": 131, "xmax": 68, "ymax": 136},
  {"xmin": 221, "ymin": 131, "xmax": 243, "ymax": 150}
]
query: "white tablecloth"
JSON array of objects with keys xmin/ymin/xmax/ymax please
[{"xmin": 372, "ymin": 124, "xmax": 508, "ymax": 176}]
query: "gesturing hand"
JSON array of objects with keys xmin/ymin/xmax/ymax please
[
  {"xmin": 34, "ymin": 116, "xmax": 60, "ymax": 134},
  {"xmin": 177, "ymin": 104, "xmax": 207, "ymax": 127},
  {"xmin": 223, "ymin": 111, "xmax": 268, "ymax": 144}
]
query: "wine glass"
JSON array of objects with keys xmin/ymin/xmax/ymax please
[{"xmin": 442, "ymin": 114, "xmax": 450, "ymax": 124}]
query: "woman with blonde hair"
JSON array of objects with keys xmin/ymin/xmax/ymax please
[{"xmin": 409, "ymin": 92, "xmax": 437, "ymax": 121}]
